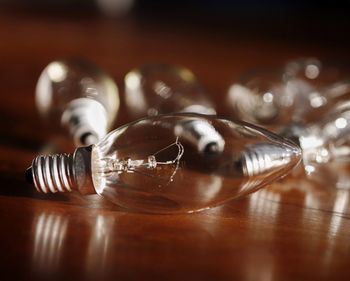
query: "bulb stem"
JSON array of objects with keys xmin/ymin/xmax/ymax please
[{"xmin": 27, "ymin": 146, "xmax": 96, "ymax": 195}]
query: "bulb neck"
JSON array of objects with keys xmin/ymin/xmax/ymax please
[
  {"xmin": 27, "ymin": 146, "xmax": 95, "ymax": 195},
  {"xmin": 61, "ymin": 98, "xmax": 109, "ymax": 146}
]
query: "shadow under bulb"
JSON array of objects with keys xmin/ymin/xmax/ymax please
[
  {"xmin": 35, "ymin": 58, "xmax": 120, "ymax": 146},
  {"xmin": 124, "ymin": 64, "xmax": 222, "ymax": 154},
  {"xmin": 26, "ymin": 114, "xmax": 301, "ymax": 214}
]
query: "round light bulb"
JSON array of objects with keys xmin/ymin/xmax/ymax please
[
  {"xmin": 284, "ymin": 57, "xmax": 343, "ymax": 89},
  {"xmin": 226, "ymin": 69, "xmax": 297, "ymax": 130},
  {"xmin": 284, "ymin": 57, "xmax": 350, "ymax": 123},
  {"xmin": 125, "ymin": 64, "xmax": 220, "ymax": 154},
  {"xmin": 227, "ymin": 59, "xmax": 350, "ymax": 132},
  {"xmin": 36, "ymin": 58, "xmax": 120, "ymax": 146},
  {"xmin": 125, "ymin": 64, "xmax": 216, "ymax": 117},
  {"xmin": 26, "ymin": 114, "xmax": 301, "ymax": 214}
]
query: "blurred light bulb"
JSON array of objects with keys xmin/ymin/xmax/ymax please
[
  {"xmin": 125, "ymin": 64, "xmax": 220, "ymax": 154},
  {"xmin": 125, "ymin": 64, "xmax": 215, "ymax": 117},
  {"xmin": 26, "ymin": 114, "xmax": 301, "ymax": 214},
  {"xmin": 226, "ymin": 69, "xmax": 297, "ymax": 130},
  {"xmin": 282, "ymin": 101, "xmax": 350, "ymax": 174},
  {"xmin": 36, "ymin": 58, "xmax": 120, "ymax": 146},
  {"xmin": 227, "ymin": 59, "xmax": 350, "ymax": 131},
  {"xmin": 284, "ymin": 57, "xmax": 350, "ymax": 123},
  {"xmin": 96, "ymin": 0, "xmax": 135, "ymax": 17},
  {"xmin": 285, "ymin": 57, "xmax": 337, "ymax": 89}
]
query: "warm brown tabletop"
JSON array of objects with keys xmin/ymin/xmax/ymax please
[{"xmin": 1, "ymin": 5, "xmax": 350, "ymax": 281}]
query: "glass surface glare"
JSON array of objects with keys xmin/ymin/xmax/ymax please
[
  {"xmin": 35, "ymin": 58, "xmax": 119, "ymax": 146},
  {"xmin": 227, "ymin": 69, "xmax": 296, "ymax": 130},
  {"xmin": 125, "ymin": 64, "xmax": 216, "ymax": 118},
  {"xmin": 91, "ymin": 114, "xmax": 301, "ymax": 213},
  {"xmin": 228, "ymin": 58, "xmax": 350, "ymax": 133},
  {"xmin": 297, "ymin": 101, "xmax": 350, "ymax": 166},
  {"xmin": 284, "ymin": 57, "xmax": 350, "ymax": 123}
]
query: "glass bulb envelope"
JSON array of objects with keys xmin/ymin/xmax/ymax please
[{"xmin": 90, "ymin": 114, "xmax": 301, "ymax": 213}]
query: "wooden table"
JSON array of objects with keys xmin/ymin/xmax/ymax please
[{"xmin": 0, "ymin": 7, "xmax": 350, "ymax": 281}]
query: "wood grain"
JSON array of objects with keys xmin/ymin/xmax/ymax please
[{"xmin": 0, "ymin": 8, "xmax": 350, "ymax": 281}]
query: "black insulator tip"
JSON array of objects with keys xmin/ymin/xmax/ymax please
[
  {"xmin": 25, "ymin": 167, "xmax": 34, "ymax": 184},
  {"xmin": 203, "ymin": 142, "xmax": 221, "ymax": 155},
  {"xmin": 80, "ymin": 132, "xmax": 93, "ymax": 145}
]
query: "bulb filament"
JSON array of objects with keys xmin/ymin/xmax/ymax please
[{"xmin": 107, "ymin": 137, "xmax": 184, "ymax": 174}]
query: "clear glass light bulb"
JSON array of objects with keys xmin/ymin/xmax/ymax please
[
  {"xmin": 285, "ymin": 57, "xmax": 346, "ymax": 90},
  {"xmin": 36, "ymin": 58, "xmax": 120, "ymax": 146},
  {"xmin": 125, "ymin": 64, "xmax": 216, "ymax": 117},
  {"xmin": 26, "ymin": 114, "xmax": 301, "ymax": 214},
  {"xmin": 227, "ymin": 59, "xmax": 350, "ymax": 131},
  {"xmin": 226, "ymin": 69, "xmax": 297, "ymax": 130},
  {"xmin": 125, "ymin": 64, "xmax": 220, "ymax": 154},
  {"xmin": 282, "ymin": 101, "xmax": 350, "ymax": 172},
  {"xmin": 284, "ymin": 57, "xmax": 350, "ymax": 123}
]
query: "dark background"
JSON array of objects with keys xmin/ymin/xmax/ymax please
[{"xmin": 2, "ymin": 0, "xmax": 350, "ymax": 46}]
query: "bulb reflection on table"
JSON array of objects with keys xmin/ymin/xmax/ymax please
[
  {"xmin": 249, "ymin": 189, "xmax": 281, "ymax": 219},
  {"xmin": 32, "ymin": 212, "xmax": 68, "ymax": 275},
  {"xmin": 30, "ymin": 208, "xmax": 119, "ymax": 278},
  {"xmin": 244, "ymin": 173, "xmax": 350, "ymax": 276},
  {"xmin": 85, "ymin": 214, "xmax": 116, "ymax": 278}
]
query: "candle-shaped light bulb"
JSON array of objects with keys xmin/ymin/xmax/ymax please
[
  {"xmin": 36, "ymin": 58, "xmax": 120, "ymax": 146},
  {"xmin": 226, "ymin": 69, "xmax": 297, "ymax": 130},
  {"xmin": 124, "ymin": 64, "xmax": 219, "ymax": 154},
  {"xmin": 26, "ymin": 114, "xmax": 301, "ymax": 214}
]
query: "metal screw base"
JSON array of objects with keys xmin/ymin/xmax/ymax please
[
  {"xmin": 29, "ymin": 153, "xmax": 75, "ymax": 193},
  {"xmin": 26, "ymin": 146, "xmax": 95, "ymax": 195},
  {"xmin": 241, "ymin": 143, "xmax": 300, "ymax": 177}
]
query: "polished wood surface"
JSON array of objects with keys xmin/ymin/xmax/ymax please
[{"xmin": 0, "ymin": 9, "xmax": 350, "ymax": 281}]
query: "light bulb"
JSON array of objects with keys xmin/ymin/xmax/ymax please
[
  {"xmin": 282, "ymin": 101, "xmax": 350, "ymax": 173},
  {"xmin": 284, "ymin": 57, "xmax": 350, "ymax": 123},
  {"xmin": 125, "ymin": 64, "xmax": 220, "ymax": 154},
  {"xmin": 284, "ymin": 57, "xmax": 347, "ymax": 90},
  {"xmin": 226, "ymin": 69, "xmax": 297, "ymax": 130},
  {"xmin": 36, "ymin": 58, "xmax": 120, "ymax": 146},
  {"xmin": 227, "ymin": 59, "xmax": 350, "ymax": 131},
  {"xmin": 125, "ymin": 64, "xmax": 215, "ymax": 117},
  {"xmin": 26, "ymin": 114, "xmax": 301, "ymax": 214}
]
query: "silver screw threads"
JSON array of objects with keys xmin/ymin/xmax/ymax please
[
  {"xmin": 26, "ymin": 146, "xmax": 95, "ymax": 195},
  {"xmin": 30, "ymin": 154, "xmax": 75, "ymax": 193},
  {"xmin": 241, "ymin": 143, "xmax": 301, "ymax": 177}
]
